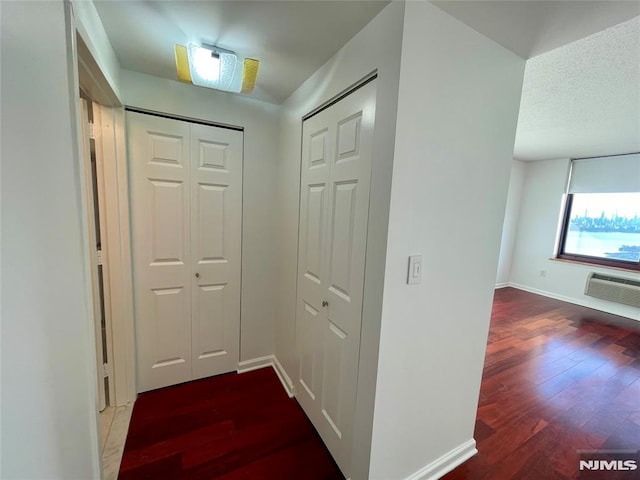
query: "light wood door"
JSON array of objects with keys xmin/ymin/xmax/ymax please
[
  {"xmin": 127, "ymin": 112, "xmax": 242, "ymax": 392},
  {"xmin": 295, "ymin": 80, "xmax": 376, "ymax": 476}
]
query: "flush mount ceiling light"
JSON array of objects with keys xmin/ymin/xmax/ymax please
[{"xmin": 174, "ymin": 43, "xmax": 259, "ymax": 94}]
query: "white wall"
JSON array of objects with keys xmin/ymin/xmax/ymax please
[
  {"xmin": 369, "ymin": 2, "xmax": 525, "ymax": 479},
  {"xmin": 496, "ymin": 159, "xmax": 526, "ymax": 286},
  {"xmin": 275, "ymin": 2, "xmax": 405, "ymax": 478},
  {"xmin": 509, "ymin": 158, "xmax": 640, "ymax": 320},
  {"xmin": 1, "ymin": 1, "xmax": 101, "ymax": 478},
  {"xmin": 121, "ymin": 70, "xmax": 281, "ymax": 362}
]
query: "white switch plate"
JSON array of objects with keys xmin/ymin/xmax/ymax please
[{"xmin": 407, "ymin": 255, "xmax": 422, "ymax": 284}]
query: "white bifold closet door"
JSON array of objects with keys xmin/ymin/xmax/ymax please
[
  {"xmin": 295, "ymin": 79, "xmax": 376, "ymax": 476},
  {"xmin": 127, "ymin": 111, "xmax": 242, "ymax": 393}
]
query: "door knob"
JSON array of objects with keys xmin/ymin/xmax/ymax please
[
  {"xmin": 195, "ymin": 272, "xmax": 200, "ymax": 278},
  {"xmin": 322, "ymin": 300, "xmax": 328, "ymax": 307}
]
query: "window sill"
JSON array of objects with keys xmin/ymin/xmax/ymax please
[{"xmin": 550, "ymin": 257, "xmax": 640, "ymax": 274}]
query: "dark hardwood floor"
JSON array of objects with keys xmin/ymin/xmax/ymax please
[
  {"xmin": 444, "ymin": 287, "xmax": 640, "ymax": 480},
  {"xmin": 118, "ymin": 368, "xmax": 344, "ymax": 480},
  {"xmin": 119, "ymin": 288, "xmax": 639, "ymax": 480}
]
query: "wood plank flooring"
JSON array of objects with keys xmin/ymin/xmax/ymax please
[
  {"xmin": 118, "ymin": 368, "xmax": 344, "ymax": 479},
  {"xmin": 119, "ymin": 288, "xmax": 639, "ymax": 479},
  {"xmin": 443, "ymin": 287, "xmax": 640, "ymax": 480}
]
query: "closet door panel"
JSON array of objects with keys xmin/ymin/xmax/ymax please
[
  {"xmin": 128, "ymin": 112, "xmax": 192, "ymax": 392},
  {"xmin": 190, "ymin": 124, "xmax": 243, "ymax": 380},
  {"xmin": 320, "ymin": 81, "xmax": 376, "ymax": 473},
  {"xmin": 296, "ymin": 118, "xmax": 332, "ymax": 422}
]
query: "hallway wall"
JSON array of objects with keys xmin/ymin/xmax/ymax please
[
  {"xmin": 369, "ymin": 2, "xmax": 525, "ymax": 478},
  {"xmin": 1, "ymin": 2, "xmax": 101, "ymax": 477}
]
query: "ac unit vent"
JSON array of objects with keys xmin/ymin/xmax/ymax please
[{"xmin": 584, "ymin": 273, "xmax": 640, "ymax": 308}]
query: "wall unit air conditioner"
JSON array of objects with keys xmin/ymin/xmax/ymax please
[{"xmin": 584, "ymin": 273, "xmax": 640, "ymax": 308}]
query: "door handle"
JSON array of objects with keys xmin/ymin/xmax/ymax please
[
  {"xmin": 322, "ymin": 300, "xmax": 328, "ymax": 307},
  {"xmin": 195, "ymin": 272, "xmax": 200, "ymax": 278}
]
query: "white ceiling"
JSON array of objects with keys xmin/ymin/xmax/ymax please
[
  {"xmin": 94, "ymin": 1, "xmax": 640, "ymax": 161},
  {"xmin": 432, "ymin": 1, "xmax": 640, "ymax": 59},
  {"xmin": 93, "ymin": 0, "xmax": 389, "ymax": 104}
]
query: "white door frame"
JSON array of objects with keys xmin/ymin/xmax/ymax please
[
  {"xmin": 76, "ymin": 30, "xmax": 137, "ymax": 405},
  {"xmin": 93, "ymin": 104, "xmax": 136, "ymax": 405},
  {"xmin": 79, "ymin": 98, "xmax": 107, "ymax": 411}
]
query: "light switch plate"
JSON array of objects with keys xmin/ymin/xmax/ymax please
[{"xmin": 407, "ymin": 255, "xmax": 422, "ymax": 284}]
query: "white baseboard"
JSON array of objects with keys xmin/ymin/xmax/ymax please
[
  {"xmin": 497, "ymin": 283, "xmax": 639, "ymax": 321},
  {"xmin": 507, "ymin": 282, "xmax": 586, "ymax": 305},
  {"xmin": 237, "ymin": 355, "xmax": 273, "ymax": 374},
  {"xmin": 508, "ymin": 282, "xmax": 640, "ymax": 319},
  {"xmin": 237, "ymin": 355, "xmax": 295, "ymax": 398},
  {"xmin": 404, "ymin": 439, "xmax": 477, "ymax": 480},
  {"xmin": 494, "ymin": 282, "xmax": 509, "ymax": 289},
  {"xmin": 272, "ymin": 356, "xmax": 295, "ymax": 398}
]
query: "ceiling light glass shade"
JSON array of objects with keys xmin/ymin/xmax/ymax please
[
  {"xmin": 189, "ymin": 45, "xmax": 222, "ymax": 83},
  {"xmin": 175, "ymin": 44, "xmax": 259, "ymax": 94},
  {"xmin": 187, "ymin": 44, "xmax": 237, "ymax": 90}
]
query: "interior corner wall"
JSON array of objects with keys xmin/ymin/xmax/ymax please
[
  {"xmin": 121, "ymin": 70, "xmax": 281, "ymax": 362},
  {"xmin": 70, "ymin": 0, "xmax": 122, "ymax": 101},
  {"xmin": 275, "ymin": 2, "xmax": 405, "ymax": 478},
  {"xmin": 1, "ymin": 1, "xmax": 101, "ymax": 478},
  {"xmin": 369, "ymin": 2, "xmax": 525, "ymax": 478},
  {"xmin": 496, "ymin": 159, "xmax": 526, "ymax": 286},
  {"xmin": 509, "ymin": 158, "xmax": 640, "ymax": 320}
]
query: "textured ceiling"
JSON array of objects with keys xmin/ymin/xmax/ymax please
[
  {"xmin": 93, "ymin": 0, "xmax": 389, "ymax": 104},
  {"xmin": 432, "ymin": 1, "xmax": 640, "ymax": 59},
  {"xmin": 514, "ymin": 16, "xmax": 640, "ymax": 161}
]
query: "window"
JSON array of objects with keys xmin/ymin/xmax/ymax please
[
  {"xmin": 557, "ymin": 154, "xmax": 640, "ymax": 271},
  {"xmin": 559, "ymin": 192, "xmax": 640, "ymax": 269}
]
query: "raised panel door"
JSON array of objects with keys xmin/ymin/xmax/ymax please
[
  {"xmin": 295, "ymin": 79, "xmax": 377, "ymax": 477},
  {"xmin": 128, "ymin": 113, "xmax": 243, "ymax": 393},
  {"xmin": 190, "ymin": 124, "xmax": 242, "ymax": 380},
  {"xmin": 128, "ymin": 112, "xmax": 192, "ymax": 392}
]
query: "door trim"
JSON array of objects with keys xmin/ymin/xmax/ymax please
[
  {"xmin": 302, "ymin": 71, "xmax": 377, "ymax": 121},
  {"xmin": 76, "ymin": 23, "xmax": 137, "ymax": 406},
  {"xmin": 80, "ymin": 98, "xmax": 107, "ymax": 411},
  {"xmin": 93, "ymin": 104, "xmax": 137, "ymax": 405},
  {"xmin": 125, "ymin": 106, "xmax": 244, "ymax": 132}
]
